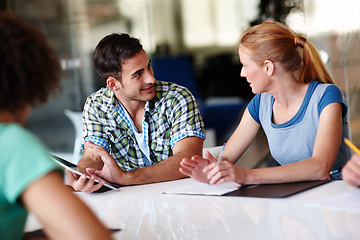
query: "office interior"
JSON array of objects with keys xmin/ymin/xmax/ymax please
[{"xmin": 3, "ymin": 0, "xmax": 360, "ymax": 168}]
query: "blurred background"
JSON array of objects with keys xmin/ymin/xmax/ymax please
[{"xmin": 2, "ymin": 0, "xmax": 360, "ymax": 168}]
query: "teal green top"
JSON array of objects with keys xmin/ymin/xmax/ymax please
[{"xmin": 0, "ymin": 123, "xmax": 61, "ymax": 240}]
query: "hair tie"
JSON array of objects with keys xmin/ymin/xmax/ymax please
[{"xmin": 294, "ymin": 35, "xmax": 306, "ymax": 48}]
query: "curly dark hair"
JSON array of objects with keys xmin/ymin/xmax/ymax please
[
  {"xmin": 0, "ymin": 11, "xmax": 61, "ymax": 112},
  {"xmin": 93, "ymin": 33, "xmax": 143, "ymax": 82}
]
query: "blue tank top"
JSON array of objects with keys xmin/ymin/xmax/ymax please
[{"xmin": 248, "ymin": 81, "xmax": 351, "ymax": 170}]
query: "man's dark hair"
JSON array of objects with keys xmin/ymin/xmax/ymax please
[
  {"xmin": 0, "ymin": 11, "xmax": 61, "ymax": 112},
  {"xmin": 93, "ymin": 33, "xmax": 143, "ymax": 81}
]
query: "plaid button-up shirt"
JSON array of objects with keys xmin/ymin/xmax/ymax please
[{"xmin": 81, "ymin": 80, "xmax": 205, "ymax": 171}]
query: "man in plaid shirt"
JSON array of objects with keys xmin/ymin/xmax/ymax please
[{"xmin": 67, "ymin": 33, "xmax": 206, "ymax": 192}]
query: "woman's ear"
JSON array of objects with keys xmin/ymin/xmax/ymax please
[
  {"xmin": 106, "ymin": 77, "xmax": 119, "ymax": 91},
  {"xmin": 264, "ymin": 60, "xmax": 275, "ymax": 76}
]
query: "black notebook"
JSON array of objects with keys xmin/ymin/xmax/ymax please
[{"xmin": 223, "ymin": 180, "xmax": 331, "ymax": 198}]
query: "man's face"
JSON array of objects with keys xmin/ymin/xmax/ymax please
[{"xmin": 116, "ymin": 49, "xmax": 156, "ymax": 103}]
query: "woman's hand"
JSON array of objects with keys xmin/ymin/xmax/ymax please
[
  {"xmin": 179, "ymin": 150, "xmax": 215, "ymax": 183},
  {"xmin": 204, "ymin": 160, "xmax": 247, "ymax": 185}
]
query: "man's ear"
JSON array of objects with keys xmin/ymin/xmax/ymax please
[
  {"xmin": 106, "ymin": 77, "xmax": 119, "ymax": 91},
  {"xmin": 264, "ymin": 60, "xmax": 275, "ymax": 76}
]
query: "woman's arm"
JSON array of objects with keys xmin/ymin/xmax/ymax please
[
  {"xmin": 21, "ymin": 171, "xmax": 113, "ymax": 240},
  {"xmin": 180, "ymin": 108, "xmax": 260, "ymax": 183},
  {"xmin": 206, "ymin": 102, "xmax": 343, "ymax": 185},
  {"xmin": 222, "ymin": 108, "xmax": 261, "ymax": 163}
]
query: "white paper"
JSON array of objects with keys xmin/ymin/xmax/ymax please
[
  {"xmin": 164, "ymin": 181, "xmax": 240, "ymax": 196},
  {"xmin": 305, "ymin": 189, "xmax": 360, "ymax": 212}
]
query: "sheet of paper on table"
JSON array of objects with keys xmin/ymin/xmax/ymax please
[
  {"xmin": 305, "ymin": 188, "xmax": 360, "ymax": 212},
  {"xmin": 163, "ymin": 181, "xmax": 240, "ymax": 196}
]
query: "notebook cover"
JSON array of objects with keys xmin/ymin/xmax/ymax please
[{"xmin": 223, "ymin": 180, "xmax": 331, "ymax": 198}]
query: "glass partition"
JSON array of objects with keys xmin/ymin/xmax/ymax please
[
  {"xmin": 301, "ymin": 0, "xmax": 360, "ymax": 146},
  {"xmin": 4, "ymin": 0, "xmax": 360, "ymax": 154}
]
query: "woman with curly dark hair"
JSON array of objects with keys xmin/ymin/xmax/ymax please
[{"xmin": 0, "ymin": 11, "xmax": 113, "ymax": 240}]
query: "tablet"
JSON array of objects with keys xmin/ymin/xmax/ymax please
[{"xmin": 51, "ymin": 154, "xmax": 121, "ymax": 191}]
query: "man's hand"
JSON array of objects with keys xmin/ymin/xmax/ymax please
[
  {"xmin": 66, "ymin": 140, "xmax": 126, "ymax": 192},
  {"xmin": 85, "ymin": 141, "xmax": 127, "ymax": 184}
]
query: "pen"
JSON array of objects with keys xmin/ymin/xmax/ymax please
[
  {"xmin": 217, "ymin": 143, "xmax": 225, "ymax": 165},
  {"xmin": 344, "ymin": 138, "xmax": 360, "ymax": 156}
]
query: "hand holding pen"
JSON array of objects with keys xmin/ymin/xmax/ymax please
[
  {"xmin": 217, "ymin": 143, "xmax": 226, "ymax": 165},
  {"xmin": 204, "ymin": 143, "xmax": 238, "ymax": 185},
  {"xmin": 342, "ymin": 138, "xmax": 360, "ymax": 187}
]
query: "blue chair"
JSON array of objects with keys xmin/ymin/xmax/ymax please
[
  {"xmin": 152, "ymin": 55, "xmax": 248, "ymax": 144},
  {"xmin": 152, "ymin": 55, "xmax": 202, "ymax": 100}
]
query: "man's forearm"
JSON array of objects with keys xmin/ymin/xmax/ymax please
[
  {"xmin": 122, "ymin": 136, "xmax": 204, "ymax": 185},
  {"xmin": 123, "ymin": 155, "xmax": 187, "ymax": 185}
]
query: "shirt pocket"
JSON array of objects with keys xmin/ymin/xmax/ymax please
[
  {"xmin": 109, "ymin": 130, "xmax": 132, "ymax": 154},
  {"xmin": 111, "ymin": 132, "xmax": 142, "ymax": 170},
  {"xmin": 150, "ymin": 120, "xmax": 172, "ymax": 161}
]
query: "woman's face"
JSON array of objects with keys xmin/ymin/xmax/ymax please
[{"xmin": 238, "ymin": 47, "xmax": 269, "ymax": 94}]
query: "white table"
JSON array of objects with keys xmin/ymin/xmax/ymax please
[{"xmin": 25, "ymin": 178, "xmax": 360, "ymax": 240}]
